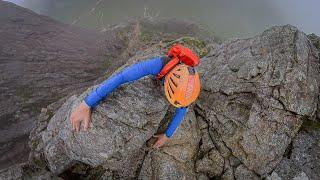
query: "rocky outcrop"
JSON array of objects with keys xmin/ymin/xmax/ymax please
[
  {"xmin": 1, "ymin": 1, "xmax": 320, "ymax": 179},
  {"xmin": 27, "ymin": 38, "xmax": 208, "ymax": 178},
  {"xmin": 196, "ymin": 25, "xmax": 319, "ymax": 177},
  {"xmin": 0, "ymin": 0, "xmax": 210, "ymax": 170},
  {"xmin": 19, "ymin": 24, "xmax": 320, "ymax": 179},
  {"xmin": 42, "ymin": 78, "xmax": 168, "ymax": 177}
]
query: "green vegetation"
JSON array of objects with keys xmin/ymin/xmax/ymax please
[
  {"xmin": 139, "ymin": 30, "xmax": 154, "ymax": 42},
  {"xmin": 300, "ymin": 117, "xmax": 320, "ymax": 131},
  {"xmin": 16, "ymin": 86, "xmax": 33, "ymax": 102},
  {"xmin": 30, "ymin": 140, "xmax": 39, "ymax": 149}
]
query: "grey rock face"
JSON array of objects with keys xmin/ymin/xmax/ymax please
[
  {"xmin": 41, "ymin": 77, "xmax": 168, "ymax": 176},
  {"xmin": 139, "ymin": 109, "xmax": 200, "ymax": 179},
  {"xmin": 271, "ymin": 130, "xmax": 320, "ymax": 180},
  {"xmin": 0, "ymin": 0, "xmax": 211, "ymax": 170},
  {"xmin": 0, "ymin": 163, "xmax": 60, "ymax": 180},
  {"xmin": 0, "ymin": 165, "xmax": 22, "ymax": 180},
  {"xmin": 18, "ymin": 24, "xmax": 320, "ymax": 179},
  {"xmin": 235, "ymin": 165, "xmax": 260, "ymax": 180},
  {"xmin": 196, "ymin": 25, "xmax": 319, "ymax": 175},
  {"xmin": 308, "ymin": 34, "xmax": 320, "ymax": 52},
  {"xmin": 195, "ymin": 148, "xmax": 224, "ymax": 177},
  {"xmin": 24, "ymin": 25, "xmax": 320, "ymax": 179},
  {"xmin": 24, "ymin": 34, "xmax": 210, "ymax": 179},
  {"xmin": 1, "ymin": 3, "xmax": 319, "ymax": 178}
]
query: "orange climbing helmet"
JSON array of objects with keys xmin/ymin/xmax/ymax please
[
  {"xmin": 164, "ymin": 64, "xmax": 201, "ymax": 108},
  {"xmin": 158, "ymin": 44, "xmax": 201, "ymax": 107}
]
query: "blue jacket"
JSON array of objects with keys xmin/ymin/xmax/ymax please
[{"xmin": 84, "ymin": 57, "xmax": 187, "ymax": 138}]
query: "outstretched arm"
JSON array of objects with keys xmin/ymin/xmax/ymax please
[
  {"xmin": 70, "ymin": 57, "xmax": 164, "ymax": 132},
  {"xmin": 85, "ymin": 57, "xmax": 164, "ymax": 108},
  {"xmin": 153, "ymin": 107, "xmax": 188, "ymax": 148},
  {"xmin": 165, "ymin": 107, "xmax": 188, "ymax": 137}
]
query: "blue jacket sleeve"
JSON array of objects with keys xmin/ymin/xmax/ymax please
[
  {"xmin": 84, "ymin": 57, "xmax": 163, "ymax": 108},
  {"xmin": 165, "ymin": 107, "xmax": 188, "ymax": 138}
]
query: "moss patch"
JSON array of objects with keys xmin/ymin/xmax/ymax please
[
  {"xmin": 300, "ymin": 117, "xmax": 320, "ymax": 132},
  {"xmin": 30, "ymin": 140, "xmax": 39, "ymax": 150},
  {"xmin": 16, "ymin": 86, "xmax": 33, "ymax": 102}
]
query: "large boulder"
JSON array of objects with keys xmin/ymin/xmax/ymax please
[
  {"xmin": 196, "ymin": 25, "xmax": 319, "ymax": 176},
  {"xmin": 41, "ymin": 77, "xmax": 168, "ymax": 177},
  {"xmin": 29, "ymin": 36, "xmax": 209, "ymax": 178}
]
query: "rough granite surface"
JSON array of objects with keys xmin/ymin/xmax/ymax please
[{"xmin": 1, "ymin": 1, "xmax": 320, "ymax": 179}]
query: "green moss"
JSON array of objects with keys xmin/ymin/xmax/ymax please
[
  {"xmin": 161, "ymin": 38, "xmax": 175, "ymax": 44},
  {"xmin": 31, "ymin": 140, "xmax": 39, "ymax": 150},
  {"xmin": 46, "ymin": 110, "xmax": 54, "ymax": 120},
  {"xmin": 140, "ymin": 30, "xmax": 153, "ymax": 42},
  {"xmin": 32, "ymin": 158, "xmax": 47, "ymax": 169},
  {"xmin": 300, "ymin": 117, "xmax": 320, "ymax": 132},
  {"xmin": 103, "ymin": 59, "xmax": 111, "ymax": 69},
  {"xmin": 16, "ymin": 86, "xmax": 33, "ymax": 102}
]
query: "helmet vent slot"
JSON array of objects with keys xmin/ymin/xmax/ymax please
[
  {"xmin": 168, "ymin": 82, "xmax": 175, "ymax": 94},
  {"xmin": 167, "ymin": 89, "xmax": 172, "ymax": 98},
  {"xmin": 173, "ymin": 73, "xmax": 180, "ymax": 78},
  {"xmin": 170, "ymin": 77, "xmax": 177, "ymax": 87}
]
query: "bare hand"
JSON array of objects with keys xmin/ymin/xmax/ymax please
[
  {"xmin": 152, "ymin": 133, "xmax": 169, "ymax": 149},
  {"xmin": 70, "ymin": 102, "xmax": 91, "ymax": 132}
]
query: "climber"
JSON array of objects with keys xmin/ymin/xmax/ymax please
[{"xmin": 70, "ymin": 44, "xmax": 201, "ymax": 148}]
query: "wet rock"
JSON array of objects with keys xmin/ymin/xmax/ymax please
[{"xmin": 197, "ymin": 25, "xmax": 319, "ymax": 175}]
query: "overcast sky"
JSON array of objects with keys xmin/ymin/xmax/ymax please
[{"xmin": 4, "ymin": 0, "xmax": 320, "ymax": 39}]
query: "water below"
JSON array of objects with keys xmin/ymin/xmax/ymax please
[{"xmin": 7, "ymin": 0, "xmax": 320, "ymax": 40}]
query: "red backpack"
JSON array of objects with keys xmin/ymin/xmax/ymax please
[{"xmin": 156, "ymin": 44, "xmax": 200, "ymax": 80}]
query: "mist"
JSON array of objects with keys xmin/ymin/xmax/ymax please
[{"xmin": 5, "ymin": 0, "xmax": 319, "ymax": 39}]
